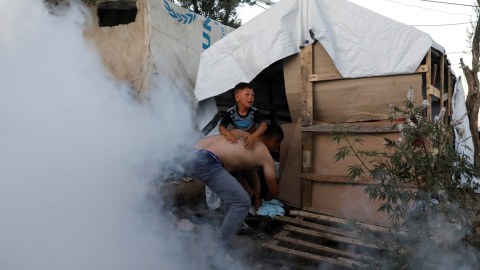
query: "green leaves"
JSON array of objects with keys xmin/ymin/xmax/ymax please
[
  {"xmin": 173, "ymin": 0, "xmax": 256, "ymax": 28},
  {"xmin": 333, "ymin": 88, "xmax": 480, "ymax": 268},
  {"xmin": 82, "ymin": 0, "xmax": 97, "ymax": 6}
]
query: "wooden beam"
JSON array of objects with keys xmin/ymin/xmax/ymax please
[
  {"xmin": 447, "ymin": 67, "xmax": 452, "ymax": 123},
  {"xmin": 275, "ymin": 215, "xmax": 360, "ymax": 239},
  {"xmin": 426, "ymin": 49, "xmax": 432, "ymax": 120},
  {"xmin": 415, "ymin": 64, "xmax": 428, "ymax": 73},
  {"xmin": 301, "ymin": 179, "xmax": 312, "ymax": 208},
  {"xmin": 300, "ymin": 45, "xmax": 313, "ymax": 126},
  {"xmin": 309, "ymin": 73, "xmax": 343, "ymax": 82},
  {"xmin": 262, "ymin": 240, "xmax": 358, "ymax": 269},
  {"xmin": 300, "ymin": 173, "xmax": 375, "ymax": 184},
  {"xmin": 273, "ymin": 234, "xmax": 367, "ymax": 262},
  {"xmin": 290, "ymin": 209, "xmax": 403, "ymax": 235},
  {"xmin": 282, "ymin": 224, "xmax": 379, "ymax": 249},
  {"xmin": 428, "ymin": 85, "xmax": 442, "ymax": 99},
  {"xmin": 302, "ymin": 131, "xmax": 313, "ymax": 208},
  {"xmin": 440, "ymin": 54, "xmax": 445, "ymax": 112},
  {"xmin": 302, "ymin": 124, "xmax": 399, "ymax": 134}
]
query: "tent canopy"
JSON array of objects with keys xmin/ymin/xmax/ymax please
[{"xmin": 194, "ymin": 0, "xmax": 444, "ymax": 101}]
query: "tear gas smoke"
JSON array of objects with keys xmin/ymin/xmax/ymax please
[{"xmin": 0, "ymin": 1, "xmax": 212, "ymax": 269}]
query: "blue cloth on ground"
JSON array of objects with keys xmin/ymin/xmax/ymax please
[{"xmin": 256, "ymin": 199, "xmax": 285, "ymax": 219}]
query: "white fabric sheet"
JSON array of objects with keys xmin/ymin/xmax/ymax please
[
  {"xmin": 148, "ymin": 0, "xmax": 234, "ymax": 129},
  {"xmin": 452, "ymin": 79, "xmax": 480, "ymax": 191},
  {"xmin": 194, "ymin": 0, "xmax": 442, "ymax": 101}
]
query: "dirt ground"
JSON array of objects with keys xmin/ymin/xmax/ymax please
[
  {"xmin": 157, "ymin": 179, "xmax": 325, "ymax": 270},
  {"xmin": 157, "ymin": 177, "xmax": 480, "ymax": 270}
]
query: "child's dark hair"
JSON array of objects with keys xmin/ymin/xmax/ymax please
[
  {"xmin": 264, "ymin": 124, "xmax": 284, "ymax": 140},
  {"xmin": 233, "ymin": 82, "xmax": 253, "ymax": 95}
]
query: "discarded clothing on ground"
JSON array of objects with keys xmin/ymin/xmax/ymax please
[{"xmin": 256, "ymin": 199, "xmax": 284, "ymax": 219}]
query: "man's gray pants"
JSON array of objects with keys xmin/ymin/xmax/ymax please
[{"xmin": 191, "ymin": 150, "xmax": 251, "ymax": 247}]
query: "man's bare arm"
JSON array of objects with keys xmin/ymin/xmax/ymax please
[
  {"xmin": 262, "ymin": 158, "xmax": 279, "ymax": 198},
  {"xmin": 250, "ymin": 171, "xmax": 262, "ymax": 211}
]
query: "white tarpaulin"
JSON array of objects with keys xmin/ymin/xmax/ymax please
[
  {"xmin": 194, "ymin": 0, "xmax": 443, "ymax": 101},
  {"xmin": 452, "ymin": 79, "xmax": 480, "ymax": 190},
  {"xmin": 147, "ymin": 0, "xmax": 234, "ymax": 129}
]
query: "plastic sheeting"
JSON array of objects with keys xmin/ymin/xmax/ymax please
[
  {"xmin": 194, "ymin": 0, "xmax": 443, "ymax": 101},
  {"xmin": 147, "ymin": 0, "xmax": 234, "ymax": 129},
  {"xmin": 452, "ymin": 79, "xmax": 479, "ymax": 190}
]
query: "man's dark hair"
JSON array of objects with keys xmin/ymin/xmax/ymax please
[
  {"xmin": 233, "ymin": 82, "xmax": 253, "ymax": 95},
  {"xmin": 264, "ymin": 124, "xmax": 284, "ymax": 140}
]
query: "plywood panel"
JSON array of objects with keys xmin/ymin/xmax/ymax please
[
  {"xmin": 312, "ymin": 41, "xmax": 343, "ymax": 77},
  {"xmin": 312, "ymin": 127, "xmax": 400, "ymax": 177},
  {"xmin": 285, "ymin": 52, "xmax": 423, "ymax": 123},
  {"xmin": 311, "ymin": 183, "xmax": 391, "ymax": 225},
  {"xmin": 278, "ymin": 120, "xmax": 302, "ymax": 207},
  {"xmin": 312, "ymin": 74, "xmax": 423, "ymax": 123},
  {"xmin": 283, "ymin": 53, "xmax": 303, "ymax": 122}
]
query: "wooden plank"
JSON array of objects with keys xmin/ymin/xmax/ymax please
[
  {"xmin": 302, "ymin": 123, "xmax": 398, "ymax": 134},
  {"xmin": 447, "ymin": 67, "xmax": 452, "ymax": 122},
  {"xmin": 302, "ymin": 207, "xmax": 391, "ymax": 228},
  {"xmin": 301, "ymin": 179, "xmax": 312, "ymax": 208},
  {"xmin": 302, "ymin": 131, "xmax": 313, "ymax": 208},
  {"xmin": 302, "ymin": 132, "xmax": 313, "ymax": 173},
  {"xmin": 440, "ymin": 54, "xmax": 445, "ymax": 112},
  {"xmin": 274, "ymin": 234, "xmax": 366, "ymax": 261},
  {"xmin": 300, "ymin": 45, "xmax": 313, "ymax": 126},
  {"xmin": 290, "ymin": 209, "xmax": 404, "ymax": 236},
  {"xmin": 274, "ymin": 215, "xmax": 360, "ymax": 239},
  {"xmin": 428, "ymin": 85, "xmax": 442, "ymax": 99},
  {"xmin": 311, "ymin": 74, "xmax": 423, "ymax": 123},
  {"xmin": 262, "ymin": 241, "xmax": 358, "ymax": 269},
  {"xmin": 415, "ymin": 64, "xmax": 428, "ymax": 73},
  {"xmin": 283, "ymin": 224, "xmax": 379, "ymax": 249},
  {"xmin": 346, "ymin": 245, "xmax": 357, "ymax": 254},
  {"xmin": 426, "ymin": 49, "xmax": 432, "ymax": 120},
  {"xmin": 301, "ymin": 173, "xmax": 374, "ymax": 184},
  {"xmin": 309, "ymin": 73, "xmax": 343, "ymax": 82},
  {"xmin": 277, "ymin": 230, "xmax": 290, "ymax": 237}
]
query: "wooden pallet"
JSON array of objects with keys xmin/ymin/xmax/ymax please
[{"xmin": 261, "ymin": 209, "xmax": 392, "ymax": 269}]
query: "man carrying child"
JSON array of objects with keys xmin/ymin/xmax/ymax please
[
  {"xmin": 191, "ymin": 125, "xmax": 284, "ymax": 250},
  {"xmin": 218, "ymin": 82, "xmax": 269, "ymax": 211}
]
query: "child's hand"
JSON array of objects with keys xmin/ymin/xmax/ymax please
[
  {"xmin": 245, "ymin": 134, "xmax": 257, "ymax": 149},
  {"xmin": 224, "ymin": 132, "xmax": 238, "ymax": 144}
]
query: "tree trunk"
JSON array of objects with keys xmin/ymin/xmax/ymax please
[{"xmin": 461, "ymin": 3, "xmax": 480, "ymax": 164}]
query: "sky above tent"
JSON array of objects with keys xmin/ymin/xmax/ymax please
[{"xmin": 238, "ymin": 0, "xmax": 477, "ymax": 83}]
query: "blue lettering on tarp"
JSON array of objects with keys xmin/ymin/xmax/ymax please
[
  {"xmin": 163, "ymin": 0, "xmax": 196, "ymax": 24},
  {"xmin": 203, "ymin": 18, "xmax": 212, "ymax": 50},
  {"xmin": 202, "ymin": 32, "xmax": 211, "ymax": 50},
  {"xmin": 203, "ymin": 18, "xmax": 212, "ymax": 31}
]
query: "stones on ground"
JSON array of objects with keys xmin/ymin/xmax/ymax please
[
  {"xmin": 183, "ymin": 177, "xmax": 194, "ymax": 182},
  {"xmin": 178, "ymin": 218, "xmax": 195, "ymax": 231}
]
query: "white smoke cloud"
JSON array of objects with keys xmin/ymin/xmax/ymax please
[{"xmin": 0, "ymin": 0, "xmax": 208, "ymax": 269}]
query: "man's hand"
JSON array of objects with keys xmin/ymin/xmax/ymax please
[
  {"xmin": 245, "ymin": 134, "xmax": 257, "ymax": 149},
  {"xmin": 224, "ymin": 131, "xmax": 238, "ymax": 144}
]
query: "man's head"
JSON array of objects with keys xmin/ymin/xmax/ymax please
[
  {"xmin": 233, "ymin": 82, "xmax": 254, "ymax": 109},
  {"xmin": 260, "ymin": 124, "xmax": 284, "ymax": 152}
]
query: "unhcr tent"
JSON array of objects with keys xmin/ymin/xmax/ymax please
[
  {"xmin": 194, "ymin": 0, "xmax": 461, "ymax": 225},
  {"xmin": 84, "ymin": 0, "xmax": 234, "ymax": 123},
  {"xmin": 194, "ymin": 0, "xmax": 443, "ymax": 102}
]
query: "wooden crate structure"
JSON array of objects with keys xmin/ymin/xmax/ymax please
[{"xmin": 278, "ymin": 41, "xmax": 454, "ymax": 225}]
